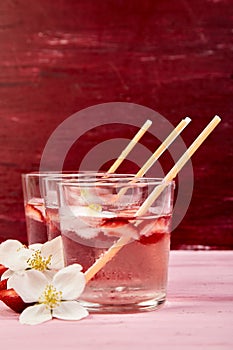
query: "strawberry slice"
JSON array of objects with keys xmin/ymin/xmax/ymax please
[
  {"xmin": 0, "ymin": 279, "xmax": 7, "ymax": 291},
  {"xmin": 75, "ymin": 206, "xmax": 116, "ymax": 228},
  {"xmin": 138, "ymin": 217, "xmax": 170, "ymax": 245},
  {"xmin": 138, "ymin": 232, "xmax": 165, "ymax": 245},
  {"xmin": 25, "ymin": 203, "xmax": 45, "ymax": 223},
  {"xmin": 0, "ymin": 264, "xmax": 7, "ymax": 277},
  {"xmin": 0, "ymin": 289, "xmax": 29, "ymax": 313},
  {"xmin": 100, "ymin": 217, "xmax": 139, "ymax": 239},
  {"xmin": 101, "ymin": 217, "xmax": 130, "ymax": 228}
]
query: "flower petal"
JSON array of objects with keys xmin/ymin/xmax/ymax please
[
  {"xmin": 29, "ymin": 243, "xmax": 43, "ymax": 251},
  {"xmin": 52, "ymin": 264, "xmax": 85, "ymax": 300},
  {"xmin": 9, "ymin": 270, "xmax": 48, "ymax": 302},
  {"xmin": 41, "ymin": 236, "xmax": 64, "ymax": 270},
  {"xmin": 53, "ymin": 301, "xmax": 88, "ymax": 321},
  {"xmin": 1, "ymin": 269, "xmax": 13, "ymax": 281},
  {"xmin": 0, "ymin": 240, "xmax": 30, "ymax": 270},
  {"xmin": 0, "ymin": 239, "xmax": 22, "ymax": 256},
  {"xmin": 43, "ymin": 269, "xmax": 57, "ymax": 281},
  {"xmin": 19, "ymin": 304, "xmax": 52, "ymax": 325}
]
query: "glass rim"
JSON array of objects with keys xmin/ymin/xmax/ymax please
[
  {"xmin": 21, "ymin": 171, "xmax": 97, "ymax": 178},
  {"xmin": 22, "ymin": 171, "xmax": 136, "ymax": 179},
  {"xmin": 58, "ymin": 177, "xmax": 175, "ymax": 188}
]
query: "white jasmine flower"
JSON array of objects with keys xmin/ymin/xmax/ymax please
[
  {"xmin": 0, "ymin": 236, "xmax": 64, "ymax": 282},
  {"xmin": 9, "ymin": 264, "xmax": 88, "ymax": 325}
]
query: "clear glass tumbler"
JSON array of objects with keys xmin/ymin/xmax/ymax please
[{"xmin": 58, "ymin": 176, "xmax": 174, "ymax": 313}]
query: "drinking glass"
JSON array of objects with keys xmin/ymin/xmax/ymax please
[{"xmin": 58, "ymin": 176, "xmax": 174, "ymax": 313}]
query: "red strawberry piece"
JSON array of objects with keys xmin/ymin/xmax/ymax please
[
  {"xmin": 101, "ymin": 217, "xmax": 130, "ymax": 229},
  {"xmin": 0, "ymin": 279, "xmax": 8, "ymax": 291},
  {"xmin": 25, "ymin": 204, "xmax": 45, "ymax": 223},
  {"xmin": 0, "ymin": 289, "xmax": 29, "ymax": 313},
  {"xmin": 101, "ymin": 218, "xmax": 139, "ymax": 239},
  {"xmin": 138, "ymin": 232, "xmax": 165, "ymax": 245},
  {"xmin": 0, "ymin": 264, "xmax": 7, "ymax": 278},
  {"xmin": 138, "ymin": 217, "xmax": 170, "ymax": 245}
]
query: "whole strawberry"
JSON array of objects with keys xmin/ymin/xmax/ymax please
[
  {"xmin": 0, "ymin": 264, "xmax": 7, "ymax": 278},
  {"xmin": 0, "ymin": 279, "xmax": 7, "ymax": 291},
  {"xmin": 0, "ymin": 288, "xmax": 29, "ymax": 313}
]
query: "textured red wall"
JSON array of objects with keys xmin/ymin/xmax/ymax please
[{"xmin": 0, "ymin": 0, "xmax": 232, "ymax": 248}]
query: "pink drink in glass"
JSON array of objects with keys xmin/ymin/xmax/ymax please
[
  {"xmin": 25, "ymin": 198, "xmax": 47, "ymax": 244},
  {"xmin": 59, "ymin": 178, "xmax": 174, "ymax": 312}
]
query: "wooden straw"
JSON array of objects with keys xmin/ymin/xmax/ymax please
[
  {"xmin": 107, "ymin": 119, "xmax": 152, "ymax": 173},
  {"xmin": 84, "ymin": 115, "xmax": 221, "ymax": 283},
  {"xmin": 136, "ymin": 115, "xmax": 221, "ymax": 216},
  {"xmin": 114, "ymin": 117, "xmax": 191, "ymax": 199},
  {"xmin": 135, "ymin": 117, "xmax": 191, "ymax": 177},
  {"xmin": 84, "ymin": 235, "xmax": 131, "ymax": 283}
]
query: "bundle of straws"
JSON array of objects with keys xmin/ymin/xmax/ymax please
[{"xmin": 84, "ymin": 115, "xmax": 221, "ymax": 282}]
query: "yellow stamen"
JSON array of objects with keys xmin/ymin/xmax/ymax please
[
  {"xmin": 38, "ymin": 284, "xmax": 62, "ymax": 309},
  {"xmin": 27, "ymin": 250, "xmax": 52, "ymax": 271}
]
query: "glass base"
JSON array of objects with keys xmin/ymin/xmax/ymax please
[{"xmin": 80, "ymin": 296, "xmax": 166, "ymax": 314}]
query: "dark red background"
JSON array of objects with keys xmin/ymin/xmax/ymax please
[{"xmin": 0, "ymin": 0, "xmax": 232, "ymax": 248}]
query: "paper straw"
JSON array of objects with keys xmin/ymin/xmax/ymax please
[
  {"xmin": 84, "ymin": 115, "xmax": 221, "ymax": 283},
  {"xmin": 84, "ymin": 235, "xmax": 131, "ymax": 283},
  {"xmin": 136, "ymin": 115, "xmax": 221, "ymax": 216},
  {"xmin": 135, "ymin": 117, "xmax": 191, "ymax": 177},
  {"xmin": 115, "ymin": 117, "xmax": 191, "ymax": 199},
  {"xmin": 107, "ymin": 119, "xmax": 152, "ymax": 173}
]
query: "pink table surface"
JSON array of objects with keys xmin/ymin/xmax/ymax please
[{"xmin": 0, "ymin": 251, "xmax": 233, "ymax": 350}]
